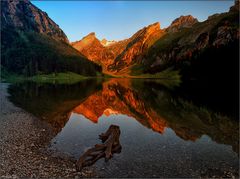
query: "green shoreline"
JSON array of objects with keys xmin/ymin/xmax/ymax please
[{"xmin": 1, "ymin": 68, "xmax": 181, "ymax": 85}]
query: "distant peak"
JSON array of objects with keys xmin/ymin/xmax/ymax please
[
  {"xmin": 147, "ymin": 22, "xmax": 161, "ymax": 30},
  {"xmin": 137, "ymin": 22, "xmax": 161, "ymax": 36},
  {"xmin": 87, "ymin": 32, "xmax": 96, "ymax": 37},
  {"xmin": 171, "ymin": 15, "xmax": 198, "ymax": 25},
  {"xmin": 167, "ymin": 15, "xmax": 198, "ymax": 33},
  {"xmin": 80, "ymin": 32, "xmax": 98, "ymax": 42},
  {"xmin": 150, "ymin": 22, "xmax": 160, "ymax": 26}
]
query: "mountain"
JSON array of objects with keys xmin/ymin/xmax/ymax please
[
  {"xmin": 70, "ymin": 19, "xmax": 200, "ymax": 75},
  {"xmin": 126, "ymin": 5, "xmax": 238, "ymax": 77},
  {"xmin": 71, "ymin": 1, "xmax": 238, "ymax": 78},
  {"xmin": 1, "ymin": 0, "xmax": 101, "ymax": 76},
  {"xmin": 133, "ymin": 1, "xmax": 239, "ymax": 76},
  {"xmin": 71, "ymin": 22, "xmax": 163, "ymax": 74},
  {"xmin": 2, "ymin": 0, "xmax": 238, "ymax": 78},
  {"xmin": 145, "ymin": 9, "xmax": 238, "ymax": 70},
  {"xmin": 140, "ymin": 0, "xmax": 239, "ymax": 90},
  {"xmin": 108, "ymin": 22, "xmax": 164, "ymax": 74},
  {"xmin": 71, "ymin": 32, "xmax": 115, "ymax": 70}
]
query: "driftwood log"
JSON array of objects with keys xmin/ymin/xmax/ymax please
[{"xmin": 76, "ymin": 125, "xmax": 121, "ymax": 171}]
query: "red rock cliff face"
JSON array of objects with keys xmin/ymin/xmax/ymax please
[
  {"xmin": 1, "ymin": 0, "xmax": 69, "ymax": 43},
  {"xmin": 108, "ymin": 22, "xmax": 164, "ymax": 74},
  {"xmin": 71, "ymin": 33, "xmax": 115, "ymax": 71},
  {"xmin": 71, "ymin": 22, "xmax": 163, "ymax": 74}
]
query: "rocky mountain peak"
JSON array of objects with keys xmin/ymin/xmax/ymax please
[
  {"xmin": 71, "ymin": 32, "xmax": 116, "ymax": 65},
  {"xmin": 81, "ymin": 32, "xmax": 97, "ymax": 42},
  {"xmin": 87, "ymin": 32, "xmax": 96, "ymax": 37},
  {"xmin": 145, "ymin": 22, "xmax": 161, "ymax": 33},
  {"xmin": 148, "ymin": 22, "xmax": 160, "ymax": 28},
  {"xmin": 130, "ymin": 22, "xmax": 161, "ymax": 41},
  {"xmin": 1, "ymin": 0, "xmax": 69, "ymax": 43},
  {"xmin": 71, "ymin": 32, "xmax": 102, "ymax": 52},
  {"xmin": 167, "ymin": 15, "xmax": 198, "ymax": 33}
]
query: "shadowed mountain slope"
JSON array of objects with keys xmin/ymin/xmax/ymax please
[{"xmin": 1, "ymin": 0, "xmax": 101, "ymax": 76}]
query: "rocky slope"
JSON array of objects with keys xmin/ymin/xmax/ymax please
[
  {"xmin": 1, "ymin": 0, "xmax": 68, "ymax": 43},
  {"xmin": 107, "ymin": 22, "xmax": 164, "ymax": 74}
]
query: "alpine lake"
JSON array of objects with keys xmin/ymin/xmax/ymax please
[{"xmin": 8, "ymin": 78, "xmax": 239, "ymax": 178}]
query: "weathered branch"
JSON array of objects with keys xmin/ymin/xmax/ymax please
[{"xmin": 76, "ymin": 125, "xmax": 121, "ymax": 171}]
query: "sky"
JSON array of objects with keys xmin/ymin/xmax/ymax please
[{"xmin": 32, "ymin": 1, "xmax": 234, "ymax": 42}]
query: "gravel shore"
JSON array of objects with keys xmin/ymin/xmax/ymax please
[{"xmin": 0, "ymin": 83, "xmax": 94, "ymax": 178}]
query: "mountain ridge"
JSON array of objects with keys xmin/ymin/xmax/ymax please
[{"xmin": 71, "ymin": 13, "xmax": 211, "ymax": 75}]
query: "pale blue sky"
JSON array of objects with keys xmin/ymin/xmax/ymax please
[{"xmin": 32, "ymin": 1, "xmax": 234, "ymax": 42}]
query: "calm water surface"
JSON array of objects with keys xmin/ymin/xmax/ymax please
[{"xmin": 8, "ymin": 78, "xmax": 239, "ymax": 177}]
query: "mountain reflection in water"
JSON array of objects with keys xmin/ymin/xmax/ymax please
[
  {"xmin": 8, "ymin": 78, "xmax": 239, "ymax": 177},
  {"xmin": 8, "ymin": 78, "xmax": 239, "ymax": 155},
  {"xmin": 73, "ymin": 79, "xmax": 167, "ymax": 134}
]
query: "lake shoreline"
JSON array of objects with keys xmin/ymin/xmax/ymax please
[{"xmin": 0, "ymin": 83, "xmax": 94, "ymax": 178}]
